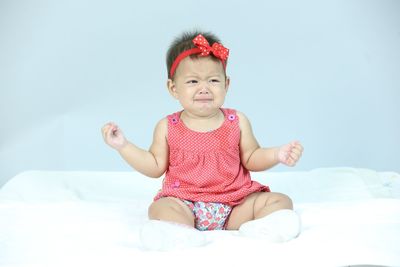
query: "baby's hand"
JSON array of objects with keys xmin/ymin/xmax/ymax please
[
  {"xmin": 277, "ymin": 141, "xmax": 303, "ymax": 167},
  {"xmin": 101, "ymin": 122, "xmax": 129, "ymax": 151}
]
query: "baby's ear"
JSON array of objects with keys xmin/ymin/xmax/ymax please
[
  {"xmin": 225, "ymin": 76, "xmax": 230, "ymax": 92},
  {"xmin": 167, "ymin": 79, "xmax": 178, "ymax": 98}
]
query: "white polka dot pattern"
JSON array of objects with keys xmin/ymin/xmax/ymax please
[
  {"xmin": 154, "ymin": 108, "xmax": 270, "ymax": 205},
  {"xmin": 193, "ymin": 34, "xmax": 229, "ymax": 60}
]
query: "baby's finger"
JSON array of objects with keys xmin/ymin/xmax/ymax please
[
  {"xmin": 286, "ymin": 157, "xmax": 296, "ymax": 167},
  {"xmin": 101, "ymin": 125, "xmax": 111, "ymax": 138},
  {"xmin": 101, "ymin": 122, "xmax": 114, "ymax": 134},
  {"xmin": 110, "ymin": 126, "xmax": 120, "ymax": 137},
  {"xmin": 290, "ymin": 140, "xmax": 301, "ymax": 147},
  {"xmin": 290, "ymin": 147, "xmax": 303, "ymax": 158},
  {"xmin": 104, "ymin": 125, "xmax": 117, "ymax": 140},
  {"xmin": 289, "ymin": 152, "xmax": 301, "ymax": 164},
  {"xmin": 113, "ymin": 126, "xmax": 124, "ymax": 137},
  {"xmin": 293, "ymin": 143, "xmax": 304, "ymax": 153},
  {"xmin": 291, "ymin": 143, "xmax": 303, "ymax": 153}
]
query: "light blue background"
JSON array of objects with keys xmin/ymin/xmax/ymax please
[{"xmin": 1, "ymin": 0, "xmax": 399, "ymax": 186}]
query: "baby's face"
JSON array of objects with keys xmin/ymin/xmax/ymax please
[{"xmin": 168, "ymin": 56, "xmax": 230, "ymax": 117}]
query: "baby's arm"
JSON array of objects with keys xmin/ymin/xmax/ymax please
[
  {"xmin": 101, "ymin": 119, "xmax": 168, "ymax": 178},
  {"xmin": 237, "ymin": 112, "xmax": 303, "ymax": 171}
]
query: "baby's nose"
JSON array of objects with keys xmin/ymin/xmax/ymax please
[{"xmin": 198, "ymin": 84, "xmax": 210, "ymax": 94}]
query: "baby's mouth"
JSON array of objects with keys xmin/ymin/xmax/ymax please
[{"xmin": 194, "ymin": 98, "xmax": 213, "ymax": 102}]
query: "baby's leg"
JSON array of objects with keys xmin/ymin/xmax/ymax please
[
  {"xmin": 141, "ymin": 197, "xmax": 207, "ymax": 250},
  {"xmin": 226, "ymin": 192, "xmax": 300, "ymax": 242},
  {"xmin": 226, "ymin": 192, "xmax": 293, "ymax": 229},
  {"xmin": 148, "ymin": 197, "xmax": 195, "ymax": 226}
]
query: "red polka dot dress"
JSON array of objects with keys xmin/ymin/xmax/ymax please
[{"xmin": 154, "ymin": 108, "xmax": 270, "ymax": 206}]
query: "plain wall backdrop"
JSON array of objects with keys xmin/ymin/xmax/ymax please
[{"xmin": 1, "ymin": 0, "xmax": 399, "ymax": 186}]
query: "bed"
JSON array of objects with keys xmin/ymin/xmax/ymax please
[{"xmin": 1, "ymin": 167, "xmax": 399, "ymax": 267}]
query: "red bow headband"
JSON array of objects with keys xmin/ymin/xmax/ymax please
[{"xmin": 169, "ymin": 34, "xmax": 229, "ymax": 78}]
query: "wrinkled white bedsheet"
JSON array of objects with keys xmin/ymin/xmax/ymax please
[{"xmin": 0, "ymin": 168, "xmax": 399, "ymax": 267}]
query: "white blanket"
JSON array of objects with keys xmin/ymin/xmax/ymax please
[{"xmin": 1, "ymin": 168, "xmax": 399, "ymax": 267}]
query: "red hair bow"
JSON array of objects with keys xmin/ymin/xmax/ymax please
[
  {"xmin": 193, "ymin": 34, "xmax": 229, "ymax": 61},
  {"xmin": 169, "ymin": 34, "xmax": 230, "ymax": 78}
]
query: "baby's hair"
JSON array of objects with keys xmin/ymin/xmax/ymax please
[{"xmin": 166, "ymin": 30, "xmax": 225, "ymax": 79}]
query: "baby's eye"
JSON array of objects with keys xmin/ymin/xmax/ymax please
[
  {"xmin": 186, "ymin": 80, "xmax": 198, "ymax": 84},
  {"xmin": 209, "ymin": 79, "xmax": 220, "ymax": 83}
]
